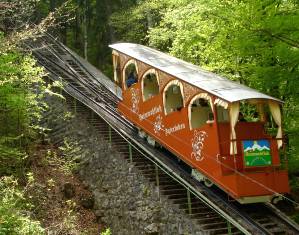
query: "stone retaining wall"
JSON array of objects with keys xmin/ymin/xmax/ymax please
[{"xmin": 44, "ymin": 94, "xmax": 205, "ymax": 235}]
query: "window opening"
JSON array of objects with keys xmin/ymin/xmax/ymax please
[
  {"xmin": 142, "ymin": 71, "xmax": 159, "ymax": 101},
  {"xmin": 124, "ymin": 61, "xmax": 138, "ymax": 89},
  {"xmin": 190, "ymin": 97, "xmax": 214, "ymax": 129},
  {"xmin": 239, "ymin": 101, "xmax": 262, "ymax": 122},
  {"xmin": 229, "ymin": 101, "xmax": 261, "ymax": 155},
  {"xmin": 164, "ymin": 82, "xmax": 184, "ymax": 114},
  {"xmin": 113, "ymin": 54, "xmax": 122, "ymax": 87},
  {"xmin": 217, "ymin": 105, "xmax": 229, "ymax": 123}
]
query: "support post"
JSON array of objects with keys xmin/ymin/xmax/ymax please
[
  {"xmin": 60, "ymin": 77, "xmax": 63, "ymax": 98},
  {"xmin": 73, "ymin": 98, "xmax": 77, "ymax": 114},
  {"xmin": 187, "ymin": 188, "xmax": 192, "ymax": 215},
  {"xmin": 108, "ymin": 125, "xmax": 112, "ymax": 143},
  {"xmin": 91, "ymin": 109, "xmax": 94, "ymax": 120},
  {"xmin": 155, "ymin": 165, "xmax": 160, "ymax": 198},
  {"xmin": 227, "ymin": 220, "xmax": 232, "ymax": 235},
  {"xmin": 128, "ymin": 143, "xmax": 133, "ymax": 163},
  {"xmin": 48, "ymin": 106, "xmax": 51, "ymax": 127},
  {"xmin": 155, "ymin": 165, "xmax": 159, "ymax": 187}
]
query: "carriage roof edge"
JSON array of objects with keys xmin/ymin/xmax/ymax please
[{"xmin": 109, "ymin": 43, "xmax": 283, "ymax": 105}]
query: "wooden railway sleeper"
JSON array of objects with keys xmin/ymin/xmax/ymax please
[
  {"xmin": 201, "ymin": 221, "xmax": 228, "ymax": 230},
  {"xmin": 181, "ymin": 203, "xmax": 207, "ymax": 211},
  {"xmin": 159, "ymin": 186, "xmax": 186, "ymax": 194}
]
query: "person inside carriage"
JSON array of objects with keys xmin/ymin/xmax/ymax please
[{"xmin": 126, "ymin": 71, "xmax": 137, "ymax": 88}]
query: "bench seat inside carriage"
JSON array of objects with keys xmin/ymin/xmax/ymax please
[{"xmin": 109, "ymin": 43, "xmax": 290, "ymax": 203}]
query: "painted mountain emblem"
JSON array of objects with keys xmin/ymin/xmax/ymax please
[{"xmin": 242, "ymin": 140, "xmax": 272, "ymax": 167}]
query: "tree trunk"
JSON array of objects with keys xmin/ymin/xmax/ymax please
[
  {"xmin": 147, "ymin": 13, "xmax": 153, "ymax": 29},
  {"xmin": 83, "ymin": 0, "xmax": 88, "ymax": 60},
  {"xmin": 50, "ymin": 0, "xmax": 56, "ymax": 12},
  {"xmin": 104, "ymin": 0, "xmax": 115, "ymax": 43},
  {"xmin": 73, "ymin": 0, "xmax": 81, "ymax": 50}
]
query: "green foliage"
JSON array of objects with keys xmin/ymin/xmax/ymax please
[
  {"xmin": 292, "ymin": 213, "xmax": 299, "ymax": 224},
  {"xmin": 110, "ymin": 0, "xmax": 168, "ymax": 44},
  {"xmin": 0, "ymin": 31, "xmax": 49, "ymax": 233},
  {"xmin": 40, "ymin": 0, "xmax": 138, "ymax": 76},
  {"xmin": 0, "ymin": 176, "xmax": 44, "ymax": 234},
  {"xmin": 37, "ymin": 0, "xmax": 299, "ymax": 175},
  {"xmin": 0, "ymin": 51, "xmax": 46, "ymax": 133},
  {"xmin": 0, "ymin": 46, "xmax": 47, "ymax": 177},
  {"xmin": 110, "ymin": 7, "xmax": 147, "ymax": 44},
  {"xmin": 0, "ymin": 137, "xmax": 27, "ymax": 177},
  {"xmin": 56, "ymin": 138, "xmax": 81, "ymax": 174},
  {"xmin": 118, "ymin": 0, "xmax": 299, "ymax": 174},
  {"xmin": 101, "ymin": 228, "xmax": 111, "ymax": 235}
]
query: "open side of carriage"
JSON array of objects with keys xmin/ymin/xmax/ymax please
[{"xmin": 109, "ymin": 43, "xmax": 289, "ymax": 204}]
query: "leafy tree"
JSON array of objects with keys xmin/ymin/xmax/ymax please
[
  {"xmin": 34, "ymin": 0, "xmax": 299, "ymax": 175},
  {"xmin": 11, "ymin": 0, "xmax": 298, "ymax": 175},
  {"xmin": 0, "ymin": 34, "xmax": 47, "ymax": 176},
  {"xmin": 39, "ymin": 0, "xmax": 139, "ymax": 75},
  {"xmin": 110, "ymin": 0, "xmax": 169, "ymax": 44},
  {"xmin": 0, "ymin": 176, "xmax": 44, "ymax": 234},
  {"xmin": 0, "ymin": 1, "xmax": 73, "ymax": 232},
  {"xmin": 111, "ymin": 0, "xmax": 299, "ymax": 174},
  {"xmin": 0, "ymin": 0, "xmax": 73, "ymax": 52}
]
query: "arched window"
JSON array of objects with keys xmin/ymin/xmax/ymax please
[
  {"xmin": 214, "ymin": 98, "xmax": 229, "ymax": 123},
  {"xmin": 188, "ymin": 93, "xmax": 214, "ymax": 129},
  {"xmin": 142, "ymin": 69, "xmax": 159, "ymax": 101},
  {"xmin": 163, "ymin": 80, "xmax": 184, "ymax": 115},
  {"xmin": 112, "ymin": 51, "xmax": 121, "ymax": 87},
  {"xmin": 123, "ymin": 59, "xmax": 138, "ymax": 89}
]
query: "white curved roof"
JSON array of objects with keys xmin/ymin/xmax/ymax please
[{"xmin": 109, "ymin": 43, "xmax": 281, "ymax": 103}]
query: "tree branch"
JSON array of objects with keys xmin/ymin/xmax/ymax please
[{"xmin": 255, "ymin": 29, "xmax": 299, "ymax": 49}]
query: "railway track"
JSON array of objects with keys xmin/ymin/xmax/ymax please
[{"xmin": 27, "ymin": 34, "xmax": 299, "ymax": 235}]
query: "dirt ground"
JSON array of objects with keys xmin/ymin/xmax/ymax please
[{"xmin": 27, "ymin": 143, "xmax": 104, "ymax": 235}]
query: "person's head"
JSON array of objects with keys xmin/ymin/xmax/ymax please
[{"xmin": 199, "ymin": 99, "xmax": 208, "ymax": 107}]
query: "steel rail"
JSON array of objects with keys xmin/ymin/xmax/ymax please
[
  {"xmin": 33, "ymin": 42, "xmax": 253, "ymax": 234},
  {"xmin": 46, "ymin": 33, "xmax": 122, "ymax": 100},
  {"xmin": 42, "ymin": 34, "xmax": 122, "ymax": 103},
  {"xmin": 52, "ymin": 74, "xmax": 254, "ymax": 235},
  {"xmin": 27, "ymin": 35, "xmax": 299, "ymax": 235},
  {"xmin": 38, "ymin": 37, "xmax": 133, "ymax": 133},
  {"xmin": 26, "ymin": 40, "xmax": 134, "ymax": 133}
]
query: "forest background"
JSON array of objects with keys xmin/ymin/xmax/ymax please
[
  {"xmin": 42, "ymin": 0, "xmax": 299, "ymax": 174},
  {"xmin": 0, "ymin": 0, "xmax": 299, "ymax": 232}
]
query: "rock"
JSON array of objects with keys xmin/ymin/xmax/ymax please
[
  {"xmin": 102, "ymin": 216, "xmax": 110, "ymax": 224},
  {"xmin": 136, "ymin": 200, "xmax": 144, "ymax": 207},
  {"xmin": 81, "ymin": 180, "xmax": 89, "ymax": 189},
  {"xmin": 44, "ymin": 94, "xmax": 206, "ymax": 235},
  {"xmin": 118, "ymin": 229, "xmax": 129, "ymax": 234},
  {"xmin": 93, "ymin": 190, "xmax": 106, "ymax": 199},
  {"xmin": 73, "ymin": 155, "xmax": 82, "ymax": 163},
  {"xmin": 81, "ymin": 195, "xmax": 95, "ymax": 209},
  {"xmin": 145, "ymin": 223, "xmax": 159, "ymax": 235},
  {"xmin": 152, "ymin": 211, "xmax": 164, "ymax": 223},
  {"xmin": 101, "ymin": 199, "xmax": 110, "ymax": 209},
  {"xmin": 95, "ymin": 209, "xmax": 105, "ymax": 219},
  {"xmin": 136, "ymin": 208, "xmax": 149, "ymax": 221},
  {"xmin": 62, "ymin": 182, "xmax": 75, "ymax": 199}
]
